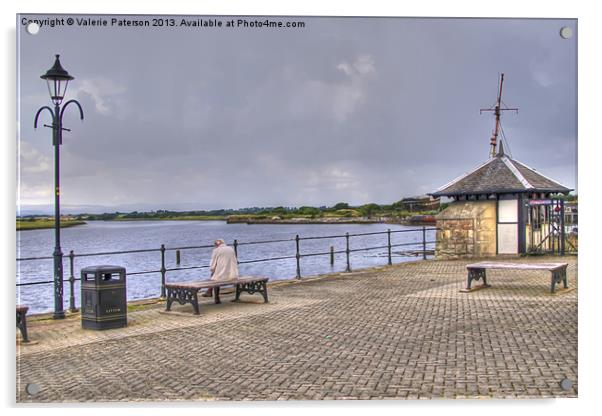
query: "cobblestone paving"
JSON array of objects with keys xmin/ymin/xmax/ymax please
[{"xmin": 16, "ymin": 256, "xmax": 577, "ymax": 402}]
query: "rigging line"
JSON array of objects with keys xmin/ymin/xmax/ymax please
[{"xmin": 499, "ymin": 123, "xmax": 513, "ymax": 157}]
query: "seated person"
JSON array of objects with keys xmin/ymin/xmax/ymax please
[{"xmin": 203, "ymin": 239, "xmax": 239, "ymax": 297}]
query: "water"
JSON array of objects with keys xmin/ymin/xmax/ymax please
[{"xmin": 17, "ymin": 220, "xmax": 435, "ymax": 314}]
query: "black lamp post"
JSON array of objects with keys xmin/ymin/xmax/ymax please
[{"xmin": 34, "ymin": 55, "xmax": 84, "ymax": 319}]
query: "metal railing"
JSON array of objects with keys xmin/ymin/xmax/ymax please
[{"xmin": 16, "ymin": 226, "xmax": 436, "ymax": 312}]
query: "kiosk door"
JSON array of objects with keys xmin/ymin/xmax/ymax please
[{"xmin": 497, "ymin": 199, "xmax": 518, "ymax": 254}]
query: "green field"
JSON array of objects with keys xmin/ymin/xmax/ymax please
[{"xmin": 16, "ymin": 219, "xmax": 87, "ymax": 231}]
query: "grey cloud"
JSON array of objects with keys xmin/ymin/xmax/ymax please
[{"xmin": 18, "ymin": 16, "xmax": 577, "ymax": 210}]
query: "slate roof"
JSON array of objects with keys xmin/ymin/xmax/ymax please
[{"xmin": 430, "ymin": 143, "xmax": 572, "ymax": 197}]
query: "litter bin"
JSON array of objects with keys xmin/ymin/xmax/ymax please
[{"xmin": 81, "ymin": 265, "xmax": 127, "ymax": 330}]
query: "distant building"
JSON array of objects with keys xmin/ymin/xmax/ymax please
[
  {"xmin": 399, "ymin": 195, "xmax": 440, "ymax": 212},
  {"xmin": 564, "ymin": 201, "xmax": 578, "ymax": 228},
  {"xmin": 429, "ymin": 142, "xmax": 572, "ymax": 258}
]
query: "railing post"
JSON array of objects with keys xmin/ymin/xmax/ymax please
[
  {"xmin": 345, "ymin": 232, "xmax": 351, "ymax": 272},
  {"xmin": 160, "ymin": 244, "xmax": 166, "ymax": 298},
  {"xmin": 68, "ymin": 250, "xmax": 78, "ymax": 312},
  {"xmin": 422, "ymin": 226, "xmax": 427, "ymax": 260},
  {"xmin": 330, "ymin": 245, "xmax": 335, "ymax": 266},
  {"xmin": 175, "ymin": 249, "xmax": 181, "ymax": 265},
  {"xmin": 387, "ymin": 229, "xmax": 392, "ymax": 266},
  {"xmin": 233, "ymin": 239, "xmax": 240, "ymax": 265},
  {"xmin": 295, "ymin": 235, "xmax": 301, "ymax": 279}
]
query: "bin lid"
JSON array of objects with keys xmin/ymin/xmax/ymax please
[{"xmin": 81, "ymin": 265, "xmax": 126, "ymax": 273}]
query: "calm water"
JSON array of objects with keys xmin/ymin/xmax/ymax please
[{"xmin": 17, "ymin": 220, "xmax": 435, "ymax": 314}]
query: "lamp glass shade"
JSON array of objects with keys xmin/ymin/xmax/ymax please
[{"xmin": 46, "ymin": 78, "xmax": 70, "ymax": 105}]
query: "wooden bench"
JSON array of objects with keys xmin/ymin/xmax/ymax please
[
  {"xmin": 16, "ymin": 305, "xmax": 29, "ymax": 343},
  {"xmin": 463, "ymin": 262, "xmax": 568, "ymax": 293},
  {"xmin": 165, "ymin": 276, "xmax": 269, "ymax": 315}
]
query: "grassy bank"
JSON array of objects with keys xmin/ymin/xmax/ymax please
[
  {"xmin": 111, "ymin": 215, "xmax": 226, "ymax": 221},
  {"xmin": 17, "ymin": 219, "xmax": 87, "ymax": 231}
]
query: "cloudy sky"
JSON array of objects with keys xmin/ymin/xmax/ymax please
[{"xmin": 17, "ymin": 15, "xmax": 577, "ymax": 213}]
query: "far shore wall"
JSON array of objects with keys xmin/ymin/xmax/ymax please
[{"xmin": 435, "ymin": 200, "xmax": 497, "ymax": 259}]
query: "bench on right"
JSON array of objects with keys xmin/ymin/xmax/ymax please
[{"xmin": 462, "ymin": 262, "xmax": 568, "ymax": 293}]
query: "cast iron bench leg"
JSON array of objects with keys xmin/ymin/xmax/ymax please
[
  {"xmin": 260, "ymin": 281, "xmax": 269, "ymax": 303},
  {"xmin": 550, "ymin": 271, "xmax": 558, "ymax": 293},
  {"xmin": 165, "ymin": 287, "xmax": 201, "ymax": 314},
  {"xmin": 550, "ymin": 268, "xmax": 567, "ymax": 293},
  {"xmin": 232, "ymin": 281, "xmax": 268, "ymax": 302},
  {"xmin": 214, "ymin": 286, "xmax": 221, "ymax": 304},
  {"xmin": 165, "ymin": 288, "xmax": 174, "ymax": 312},
  {"xmin": 467, "ymin": 268, "xmax": 486, "ymax": 290},
  {"xmin": 466, "ymin": 268, "xmax": 475, "ymax": 290},
  {"xmin": 16, "ymin": 311, "xmax": 29, "ymax": 343},
  {"xmin": 191, "ymin": 290, "xmax": 200, "ymax": 315},
  {"xmin": 232, "ymin": 284, "xmax": 242, "ymax": 302}
]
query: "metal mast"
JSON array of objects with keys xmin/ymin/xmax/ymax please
[{"xmin": 480, "ymin": 73, "xmax": 518, "ymax": 158}]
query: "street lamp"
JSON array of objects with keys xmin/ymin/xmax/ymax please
[{"xmin": 34, "ymin": 55, "xmax": 84, "ymax": 319}]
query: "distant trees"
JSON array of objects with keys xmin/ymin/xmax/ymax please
[
  {"xmin": 47, "ymin": 197, "xmax": 442, "ymax": 222},
  {"xmin": 271, "ymin": 207, "xmax": 287, "ymax": 216},
  {"xmin": 297, "ymin": 206, "xmax": 321, "ymax": 217},
  {"xmin": 332, "ymin": 202, "xmax": 350, "ymax": 210},
  {"xmin": 358, "ymin": 203, "xmax": 380, "ymax": 218}
]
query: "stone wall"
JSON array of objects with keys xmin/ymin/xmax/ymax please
[{"xmin": 435, "ymin": 200, "xmax": 497, "ymax": 259}]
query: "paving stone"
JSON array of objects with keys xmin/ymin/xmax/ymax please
[{"xmin": 16, "ymin": 256, "xmax": 577, "ymax": 402}]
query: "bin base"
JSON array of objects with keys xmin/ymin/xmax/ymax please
[{"xmin": 82, "ymin": 318, "xmax": 127, "ymax": 330}]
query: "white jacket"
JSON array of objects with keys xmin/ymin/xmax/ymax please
[{"xmin": 210, "ymin": 244, "xmax": 239, "ymax": 281}]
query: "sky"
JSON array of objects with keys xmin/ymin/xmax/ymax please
[{"xmin": 17, "ymin": 15, "xmax": 577, "ymax": 214}]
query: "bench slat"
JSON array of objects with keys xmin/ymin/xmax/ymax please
[
  {"xmin": 166, "ymin": 280, "xmax": 235, "ymax": 290},
  {"xmin": 165, "ymin": 276, "xmax": 268, "ymax": 290},
  {"xmin": 466, "ymin": 262, "xmax": 567, "ymax": 271}
]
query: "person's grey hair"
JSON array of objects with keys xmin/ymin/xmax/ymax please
[{"xmin": 214, "ymin": 239, "xmax": 225, "ymax": 246}]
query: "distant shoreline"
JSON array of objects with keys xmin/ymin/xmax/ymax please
[
  {"xmin": 226, "ymin": 217, "xmax": 436, "ymax": 226},
  {"xmin": 229, "ymin": 219, "xmax": 382, "ymax": 225},
  {"xmin": 16, "ymin": 215, "xmax": 436, "ymax": 230}
]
